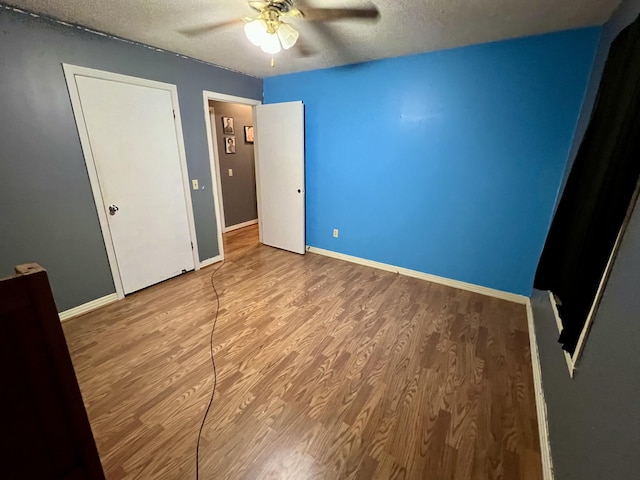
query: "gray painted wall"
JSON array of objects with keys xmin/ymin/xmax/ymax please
[
  {"xmin": 209, "ymin": 101, "xmax": 258, "ymax": 228},
  {"xmin": 0, "ymin": 6, "xmax": 262, "ymax": 311},
  {"xmin": 532, "ymin": 1, "xmax": 640, "ymax": 478},
  {"xmin": 532, "ymin": 198, "xmax": 640, "ymax": 478}
]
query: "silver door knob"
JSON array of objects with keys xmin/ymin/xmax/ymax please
[{"xmin": 108, "ymin": 204, "xmax": 119, "ymax": 215}]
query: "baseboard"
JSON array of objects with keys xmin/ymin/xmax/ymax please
[
  {"xmin": 525, "ymin": 299, "xmax": 555, "ymax": 480},
  {"xmin": 306, "ymin": 246, "xmax": 528, "ymax": 305},
  {"xmin": 547, "ymin": 291, "xmax": 575, "ymax": 377},
  {"xmin": 58, "ymin": 293, "xmax": 119, "ymax": 322},
  {"xmin": 199, "ymin": 255, "xmax": 224, "ymax": 268},
  {"xmin": 224, "ymin": 219, "xmax": 258, "ymax": 233}
]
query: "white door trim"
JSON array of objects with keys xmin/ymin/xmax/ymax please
[
  {"xmin": 208, "ymin": 106, "xmax": 227, "ymax": 234},
  {"xmin": 63, "ymin": 64, "xmax": 200, "ymax": 299},
  {"xmin": 202, "ymin": 90, "xmax": 262, "ymax": 255}
]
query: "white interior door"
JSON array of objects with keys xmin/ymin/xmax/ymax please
[
  {"xmin": 75, "ymin": 76, "xmax": 195, "ymax": 294},
  {"xmin": 255, "ymin": 101, "xmax": 305, "ymax": 254}
]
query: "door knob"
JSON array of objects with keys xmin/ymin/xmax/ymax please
[{"xmin": 108, "ymin": 204, "xmax": 119, "ymax": 215}]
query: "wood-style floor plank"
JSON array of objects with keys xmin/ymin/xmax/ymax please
[{"xmin": 62, "ymin": 224, "xmax": 542, "ymax": 479}]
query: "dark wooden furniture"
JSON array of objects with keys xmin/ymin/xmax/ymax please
[{"xmin": 0, "ymin": 264, "xmax": 105, "ymax": 479}]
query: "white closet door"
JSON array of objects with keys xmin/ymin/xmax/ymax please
[
  {"xmin": 255, "ymin": 101, "xmax": 305, "ymax": 254},
  {"xmin": 75, "ymin": 76, "xmax": 194, "ymax": 294}
]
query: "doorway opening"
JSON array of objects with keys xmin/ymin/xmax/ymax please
[
  {"xmin": 209, "ymin": 100, "xmax": 258, "ymax": 231},
  {"xmin": 202, "ymin": 91, "xmax": 262, "ymax": 260},
  {"xmin": 203, "ymin": 94, "xmax": 306, "ymax": 260}
]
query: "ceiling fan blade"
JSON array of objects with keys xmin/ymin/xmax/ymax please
[
  {"xmin": 303, "ymin": 21, "xmax": 359, "ymax": 65},
  {"xmin": 248, "ymin": 1, "xmax": 269, "ymax": 13},
  {"xmin": 179, "ymin": 18, "xmax": 245, "ymax": 36},
  {"xmin": 292, "ymin": 35, "xmax": 317, "ymax": 57},
  {"xmin": 281, "ymin": 8, "xmax": 304, "ymax": 19},
  {"xmin": 300, "ymin": 7, "xmax": 380, "ymax": 22}
]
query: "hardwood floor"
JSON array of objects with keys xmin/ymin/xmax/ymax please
[
  {"xmin": 223, "ymin": 223, "xmax": 260, "ymax": 258},
  {"xmin": 62, "ymin": 225, "xmax": 542, "ymax": 479}
]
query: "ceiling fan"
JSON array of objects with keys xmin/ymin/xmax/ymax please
[{"xmin": 181, "ymin": 0, "xmax": 380, "ymax": 57}]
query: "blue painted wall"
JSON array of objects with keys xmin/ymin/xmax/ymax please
[{"xmin": 264, "ymin": 28, "xmax": 600, "ymax": 295}]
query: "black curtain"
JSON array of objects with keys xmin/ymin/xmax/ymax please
[{"xmin": 534, "ymin": 14, "xmax": 640, "ymax": 355}]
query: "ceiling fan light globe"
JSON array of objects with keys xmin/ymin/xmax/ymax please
[
  {"xmin": 244, "ymin": 19, "xmax": 269, "ymax": 47},
  {"xmin": 260, "ymin": 32, "xmax": 282, "ymax": 54},
  {"xmin": 277, "ymin": 23, "xmax": 299, "ymax": 49}
]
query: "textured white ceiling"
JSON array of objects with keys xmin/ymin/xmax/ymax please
[{"xmin": 6, "ymin": 0, "xmax": 621, "ymax": 77}]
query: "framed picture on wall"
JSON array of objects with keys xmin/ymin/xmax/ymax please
[
  {"xmin": 225, "ymin": 136, "xmax": 236, "ymax": 154},
  {"xmin": 222, "ymin": 117, "xmax": 234, "ymax": 135},
  {"xmin": 244, "ymin": 125, "xmax": 254, "ymax": 144}
]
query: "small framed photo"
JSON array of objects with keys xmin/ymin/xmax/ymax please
[
  {"xmin": 244, "ymin": 125, "xmax": 254, "ymax": 144},
  {"xmin": 222, "ymin": 117, "xmax": 234, "ymax": 135},
  {"xmin": 225, "ymin": 136, "xmax": 236, "ymax": 154}
]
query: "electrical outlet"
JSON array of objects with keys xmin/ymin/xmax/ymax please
[
  {"xmin": 228, "ymin": 169, "xmax": 233, "ymax": 177},
  {"xmin": 333, "ymin": 229, "xmax": 339, "ymax": 238},
  {"xmin": 191, "ymin": 179, "xmax": 199, "ymax": 190}
]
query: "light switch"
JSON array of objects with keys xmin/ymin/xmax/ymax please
[
  {"xmin": 192, "ymin": 179, "xmax": 199, "ymax": 190},
  {"xmin": 228, "ymin": 169, "xmax": 233, "ymax": 177}
]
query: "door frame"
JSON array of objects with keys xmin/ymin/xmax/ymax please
[
  {"xmin": 207, "ymin": 105, "xmax": 227, "ymax": 232},
  {"xmin": 64, "ymin": 64, "xmax": 200, "ymax": 299},
  {"xmin": 202, "ymin": 91, "xmax": 262, "ymax": 251}
]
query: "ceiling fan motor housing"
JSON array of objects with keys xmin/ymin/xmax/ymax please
[
  {"xmin": 269, "ymin": 0, "xmax": 296, "ymax": 14},
  {"xmin": 261, "ymin": 9, "xmax": 282, "ymax": 34}
]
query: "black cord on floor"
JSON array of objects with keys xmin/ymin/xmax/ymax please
[{"xmin": 195, "ymin": 260, "xmax": 225, "ymax": 480}]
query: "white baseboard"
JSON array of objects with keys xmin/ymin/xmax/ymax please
[
  {"xmin": 58, "ymin": 256, "xmax": 224, "ymax": 321},
  {"xmin": 307, "ymin": 246, "xmax": 551, "ymax": 476},
  {"xmin": 224, "ymin": 219, "xmax": 258, "ymax": 233},
  {"xmin": 525, "ymin": 299, "xmax": 555, "ymax": 480},
  {"xmin": 306, "ymin": 246, "xmax": 528, "ymax": 305},
  {"xmin": 199, "ymin": 254, "xmax": 224, "ymax": 268},
  {"xmin": 58, "ymin": 293, "xmax": 119, "ymax": 322}
]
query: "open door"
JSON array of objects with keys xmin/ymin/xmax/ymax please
[{"xmin": 254, "ymin": 101, "xmax": 305, "ymax": 254}]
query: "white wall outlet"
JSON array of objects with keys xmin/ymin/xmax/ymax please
[
  {"xmin": 333, "ymin": 229, "xmax": 339, "ymax": 238},
  {"xmin": 228, "ymin": 169, "xmax": 233, "ymax": 177},
  {"xmin": 191, "ymin": 179, "xmax": 199, "ymax": 190}
]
